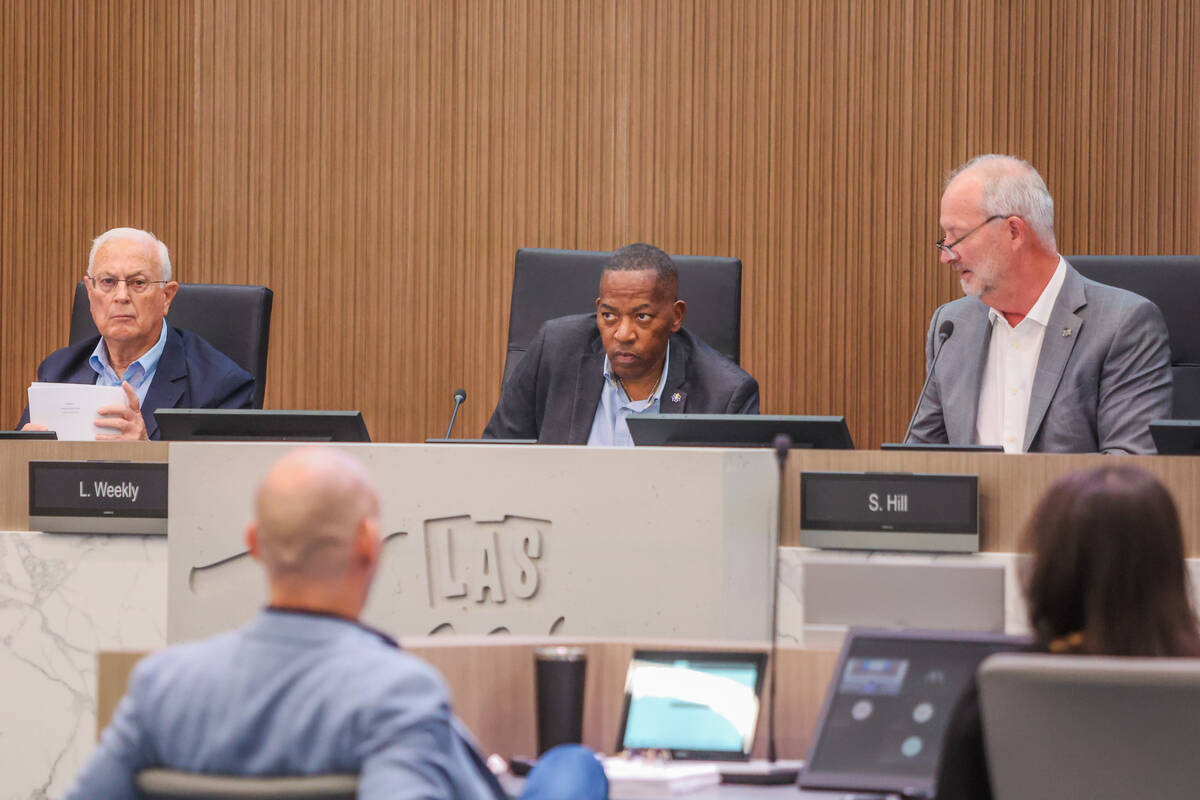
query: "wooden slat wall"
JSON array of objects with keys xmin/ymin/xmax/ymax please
[
  {"xmin": 3, "ymin": 1, "xmax": 1198, "ymax": 445},
  {"xmin": 1, "ymin": 0, "xmax": 195, "ymax": 422}
]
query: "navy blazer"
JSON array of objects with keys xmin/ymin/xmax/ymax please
[
  {"xmin": 18, "ymin": 325, "xmax": 254, "ymax": 439},
  {"xmin": 483, "ymin": 313, "xmax": 760, "ymax": 443}
]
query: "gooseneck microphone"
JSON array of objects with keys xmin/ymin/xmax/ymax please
[
  {"xmin": 444, "ymin": 388, "xmax": 467, "ymax": 439},
  {"xmin": 902, "ymin": 319, "xmax": 955, "ymax": 443},
  {"xmin": 732, "ymin": 432, "xmax": 801, "ymax": 784}
]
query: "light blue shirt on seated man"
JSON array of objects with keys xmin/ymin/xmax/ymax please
[
  {"xmin": 88, "ymin": 319, "xmax": 168, "ymax": 406},
  {"xmin": 586, "ymin": 343, "xmax": 670, "ymax": 447}
]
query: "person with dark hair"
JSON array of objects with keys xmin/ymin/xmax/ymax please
[
  {"xmin": 484, "ymin": 243, "xmax": 759, "ymax": 444},
  {"xmin": 934, "ymin": 465, "xmax": 1200, "ymax": 800}
]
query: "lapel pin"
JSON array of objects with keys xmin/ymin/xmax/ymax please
[
  {"xmin": 1062, "ymin": 327, "xmax": 1073, "ymax": 337},
  {"xmin": 671, "ymin": 392, "xmax": 682, "ymax": 404}
]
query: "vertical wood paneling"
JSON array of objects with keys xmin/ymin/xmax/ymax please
[
  {"xmin": 1, "ymin": 0, "xmax": 194, "ymax": 422},
  {"xmin": 3, "ymin": 1, "xmax": 1199, "ymax": 446}
]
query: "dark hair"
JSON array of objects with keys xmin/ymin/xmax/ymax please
[
  {"xmin": 1022, "ymin": 465, "xmax": 1200, "ymax": 657},
  {"xmin": 603, "ymin": 243, "xmax": 678, "ymax": 296}
]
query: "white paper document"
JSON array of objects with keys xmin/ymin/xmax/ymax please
[
  {"xmin": 27, "ymin": 382, "xmax": 130, "ymax": 441},
  {"xmin": 602, "ymin": 758, "xmax": 721, "ymax": 796}
]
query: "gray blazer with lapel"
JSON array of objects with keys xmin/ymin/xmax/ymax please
[
  {"xmin": 908, "ymin": 261, "xmax": 1172, "ymax": 454},
  {"xmin": 484, "ymin": 313, "xmax": 760, "ymax": 443}
]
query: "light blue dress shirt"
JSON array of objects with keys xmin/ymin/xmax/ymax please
[
  {"xmin": 586, "ymin": 343, "xmax": 670, "ymax": 447},
  {"xmin": 64, "ymin": 609, "xmax": 606, "ymax": 800},
  {"xmin": 88, "ymin": 320, "xmax": 168, "ymax": 406}
]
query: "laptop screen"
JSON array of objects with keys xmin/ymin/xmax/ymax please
[
  {"xmin": 616, "ymin": 650, "xmax": 767, "ymax": 760},
  {"xmin": 801, "ymin": 630, "xmax": 1024, "ymax": 795}
]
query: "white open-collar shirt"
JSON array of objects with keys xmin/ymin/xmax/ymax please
[{"xmin": 975, "ymin": 257, "xmax": 1068, "ymax": 452}]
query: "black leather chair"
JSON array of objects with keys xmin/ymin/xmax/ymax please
[
  {"xmin": 1068, "ymin": 255, "xmax": 1200, "ymax": 419},
  {"xmin": 503, "ymin": 247, "xmax": 742, "ymax": 383},
  {"xmin": 70, "ymin": 282, "xmax": 274, "ymax": 409}
]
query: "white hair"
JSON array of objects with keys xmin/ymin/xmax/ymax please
[
  {"xmin": 948, "ymin": 154, "xmax": 1056, "ymax": 247},
  {"xmin": 87, "ymin": 227, "xmax": 173, "ymax": 282}
]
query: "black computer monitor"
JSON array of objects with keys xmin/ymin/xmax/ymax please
[
  {"xmin": 0, "ymin": 430, "xmax": 58, "ymax": 440},
  {"xmin": 155, "ymin": 409, "xmax": 371, "ymax": 442},
  {"xmin": 1150, "ymin": 420, "xmax": 1200, "ymax": 455},
  {"xmin": 627, "ymin": 414, "xmax": 854, "ymax": 449},
  {"xmin": 880, "ymin": 443, "xmax": 1004, "ymax": 453}
]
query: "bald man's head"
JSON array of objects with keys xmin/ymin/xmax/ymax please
[{"xmin": 251, "ymin": 448, "xmax": 380, "ymax": 583}]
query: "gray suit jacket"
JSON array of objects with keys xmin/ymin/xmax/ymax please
[
  {"xmin": 908, "ymin": 261, "xmax": 1172, "ymax": 454},
  {"xmin": 64, "ymin": 610, "xmax": 504, "ymax": 800},
  {"xmin": 484, "ymin": 313, "xmax": 760, "ymax": 443}
]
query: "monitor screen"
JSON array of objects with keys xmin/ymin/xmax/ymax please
[
  {"xmin": 1151, "ymin": 420, "xmax": 1200, "ymax": 455},
  {"xmin": 801, "ymin": 630, "xmax": 1024, "ymax": 795},
  {"xmin": 155, "ymin": 409, "xmax": 370, "ymax": 442},
  {"xmin": 617, "ymin": 650, "xmax": 767, "ymax": 760},
  {"xmin": 627, "ymin": 414, "xmax": 854, "ymax": 449}
]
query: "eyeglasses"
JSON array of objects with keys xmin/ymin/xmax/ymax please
[
  {"xmin": 87, "ymin": 275, "xmax": 167, "ymax": 294},
  {"xmin": 935, "ymin": 215, "xmax": 1009, "ymax": 257}
]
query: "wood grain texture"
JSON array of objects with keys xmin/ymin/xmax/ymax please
[
  {"xmin": 781, "ymin": 450, "xmax": 1200, "ymax": 553},
  {"xmin": 409, "ymin": 639, "xmax": 842, "ymax": 761},
  {"xmin": 0, "ymin": 441, "xmax": 168, "ymax": 529},
  {"xmin": 3, "ymin": 1, "xmax": 1198, "ymax": 446},
  {"xmin": 96, "ymin": 639, "xmax": 841, "ymax": 758}
]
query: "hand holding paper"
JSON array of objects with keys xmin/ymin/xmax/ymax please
[
  {"xmin": 95, "ymin": 382, "xmax": 150, "ymax": 441},
  {"xmin": 27, "ymin": 381, "xmax": 141, "ymax": 441}
]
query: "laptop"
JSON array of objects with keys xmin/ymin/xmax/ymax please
[
  {"xmin": 616, "ymin": 649, "xmax": 768, "ymax": 761},
  {"xmin": 797, "ymin": 629, "xmax": 1025, "ymax": 799}
]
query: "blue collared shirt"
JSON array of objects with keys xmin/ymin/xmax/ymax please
[
  {"xmin": 586, "ymin": 343, "xmax": 671, "ymax": 447},
  {"xmin": 89, "ymin": 320, "xmax": 168, "ymax": 406}
]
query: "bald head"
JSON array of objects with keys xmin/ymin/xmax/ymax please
[
  {"xmin": 945, "ymin": 154, "xmax": 1056, "ymax": 247},
  {"xmin": 252, "ymin": 448, "xmax": 380, "ymax": 583}
]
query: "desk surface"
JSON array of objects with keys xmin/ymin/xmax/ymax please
[
  {"xmin": 779, "ymin": 449, "xmax": 1200, "ymax": 552},
  {"xmin": 501, "ymin": 773, "xmax": 895, "ymax": 799},
  {"xmin": 500, "ymin": 773, "xmax": 810, "ymax": 799}
]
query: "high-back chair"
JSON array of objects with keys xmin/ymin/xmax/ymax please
[
  {"xmin": 503, "ymin": 247, "xmax": 742, "ymax": 384},
  {"xmin": 71, "ymin": 282, "xmax": 274, "ymax": 408},
  {"xmin": 979, "ymin": 652, "xmax": 1200, "ymax": 800},
  {"xmin": 136, "ymin": 769, "xmax": 358, "ymax": 799},
  {"xmin": 1068, "ymin": 255, "xmax": 1200, "ymax": 419}
]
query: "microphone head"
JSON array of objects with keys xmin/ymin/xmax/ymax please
[
  {"xmin": 938, "ymin": 319, "xmax": 955, "ymax": 341},
  {"xmin": 453, "ymin": 388, "xmax": 467, "ymax": 403},
  {"xmin": 772, "ymin": 433, "xmax": 792, "ymax": 461}
]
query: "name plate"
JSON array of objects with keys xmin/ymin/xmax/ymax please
[
  {"xmin": 29, "ymin": 460, "xmax": 169, "ymax": 535},
  {"xmin": 799, "ymin": 471, "xmax": 979, "ymax": 552}
]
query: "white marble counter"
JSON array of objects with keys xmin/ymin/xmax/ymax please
[{"xmin": 0, "ymin": 531, "xmax": 166, "ymax": 800}]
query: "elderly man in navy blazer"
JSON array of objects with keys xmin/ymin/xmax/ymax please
[
  {"xmin": 907, "ymin": 155, "xmax": 1172, "ymax": 454},
  {"xmin": 19, "ymin": 227, "xmax": 253, "ymax": 440},
  {"xmin": 484, "ymin": 243, "xmax": 760, "ymax": 444},
  {"xmin": 64, "ymin": 447, "xmax": 607, "ymax": 800}
]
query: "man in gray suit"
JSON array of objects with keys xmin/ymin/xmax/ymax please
[
  {"xmin": 484, "ymin": 243, "xmax": 759, "ymax": 444},
  {"xmin": 65, "ymin": 448, "xmax": 606, "ymax": 800},
  {"xmin": 907, "ymin": 155, "xmax": 1171, "ymax": 454}
]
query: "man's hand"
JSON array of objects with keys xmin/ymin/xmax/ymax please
[
  {"xmin": 95, "ymin": 382, "xmax": 149, "ymax": 441},
  {"xmin": 20, "ymin": 423, "xmax": 50, "ymax": 431}
]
